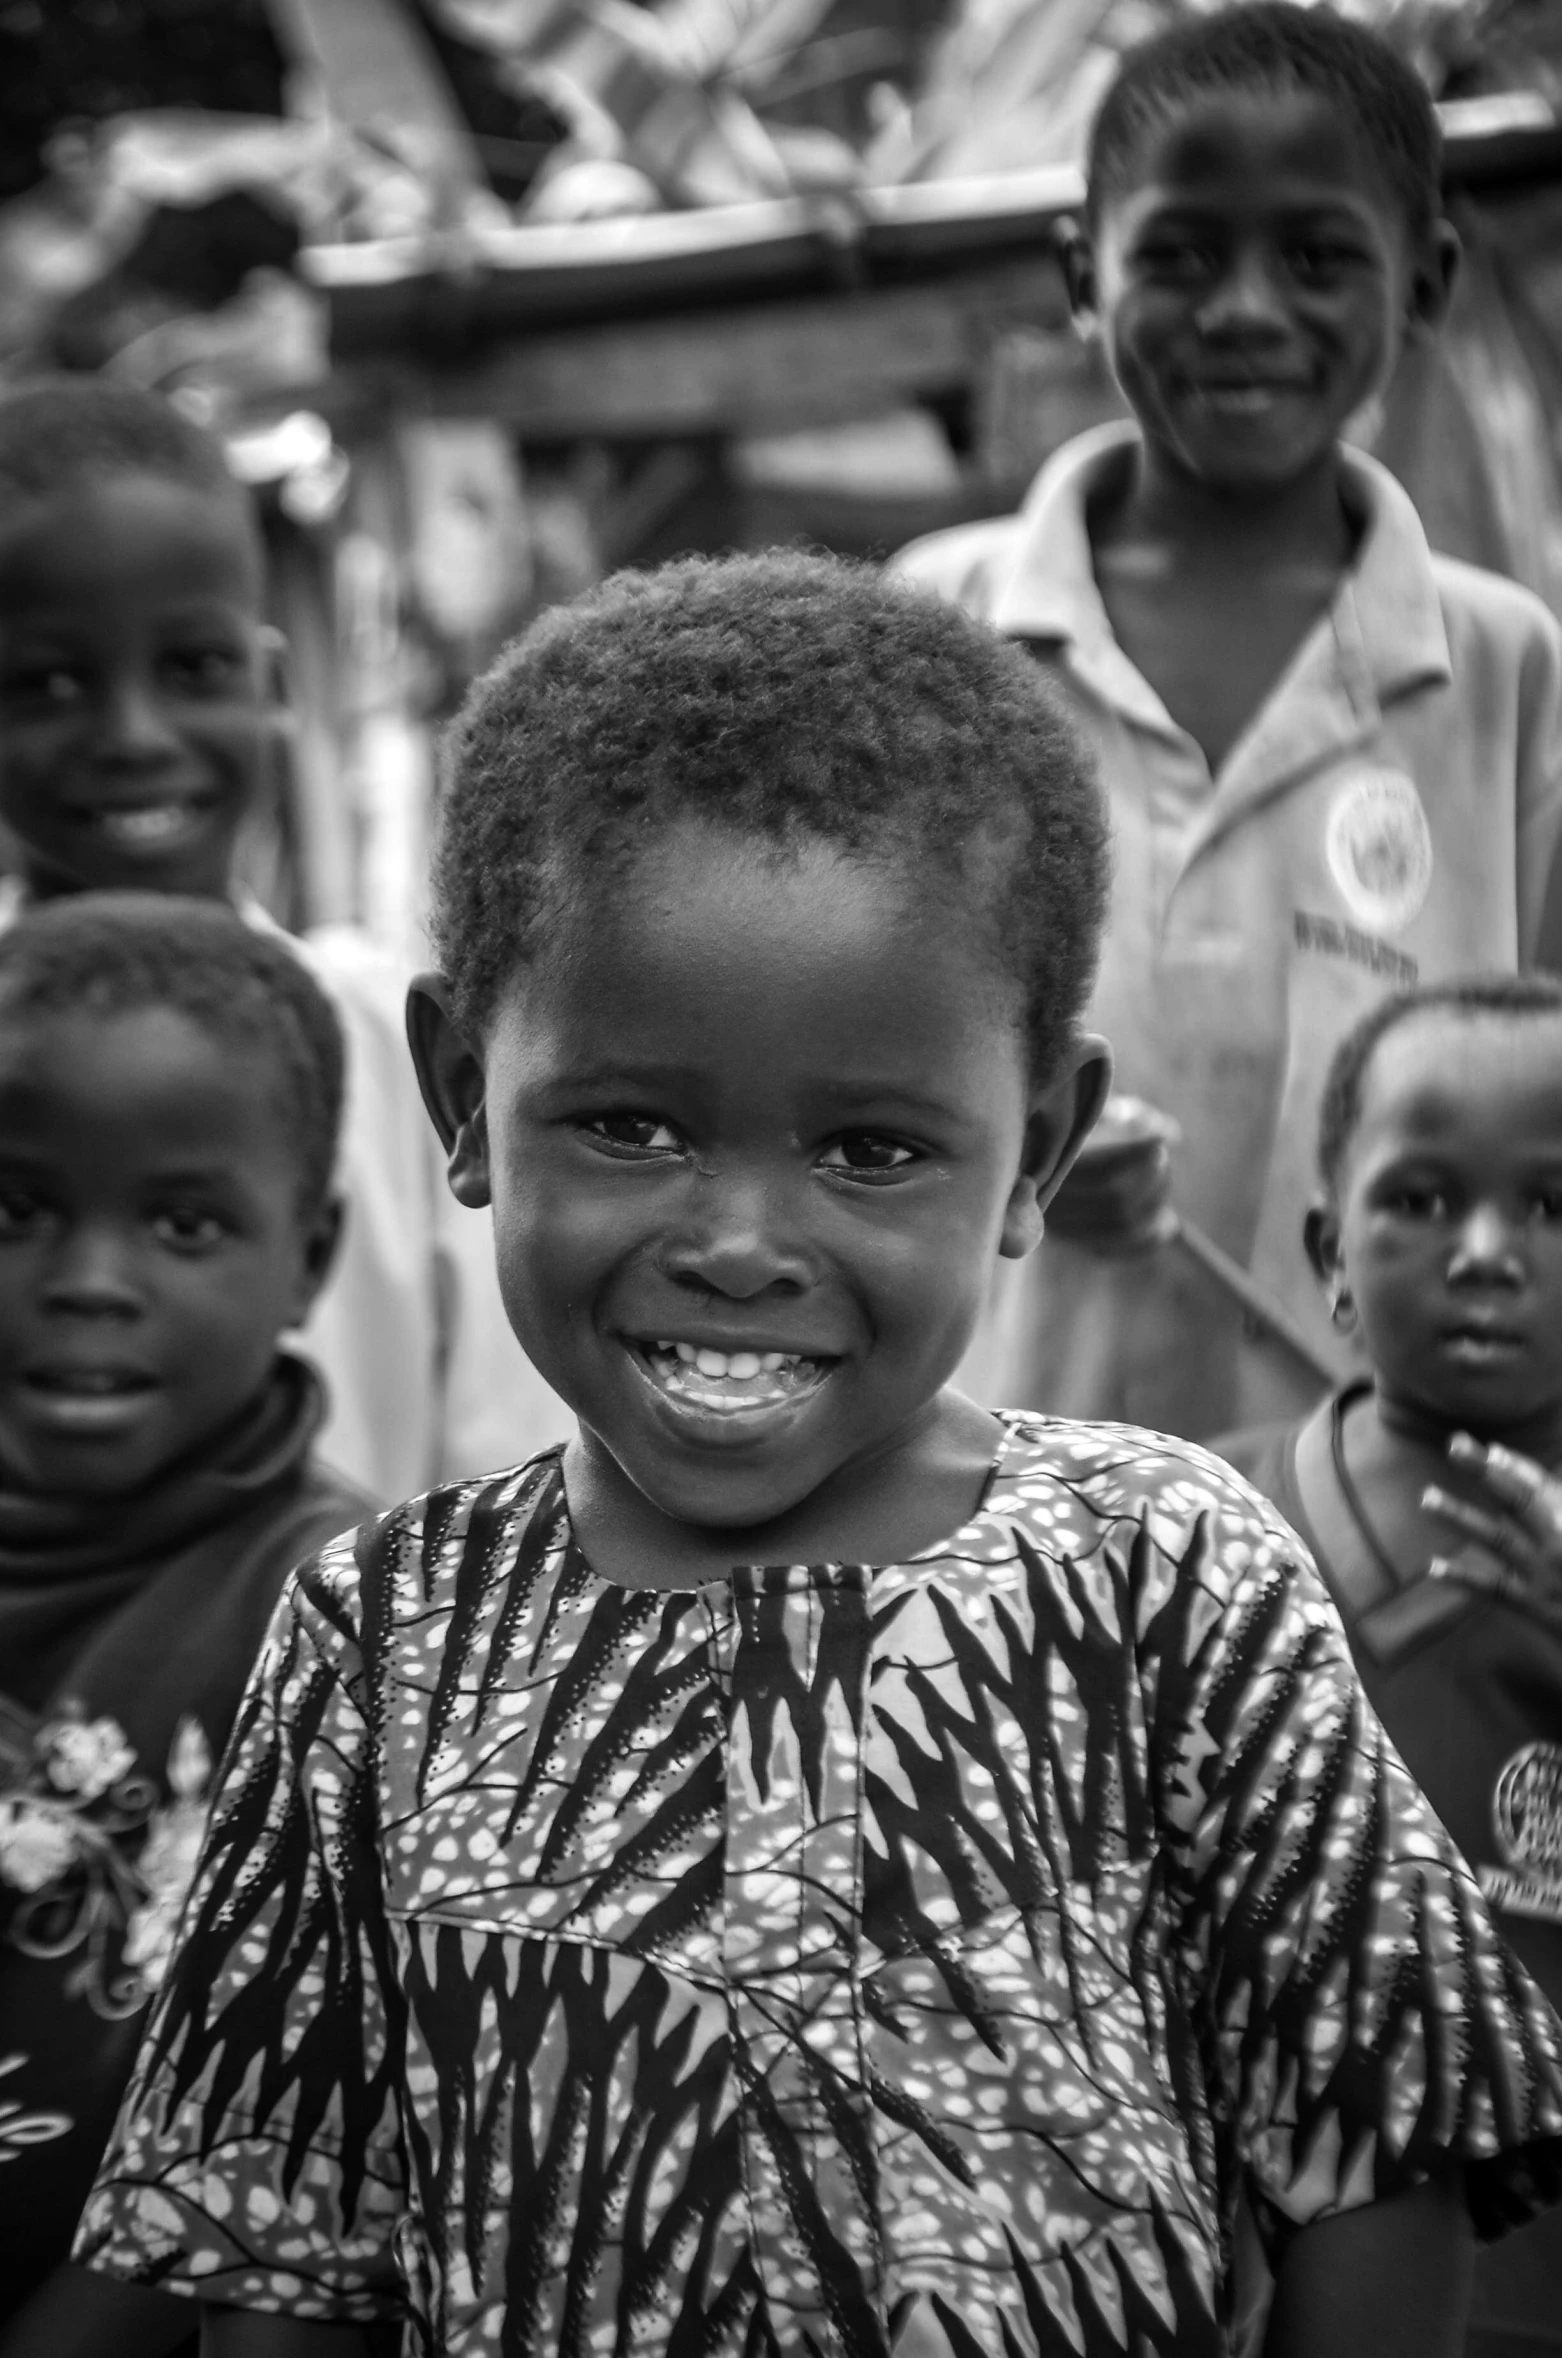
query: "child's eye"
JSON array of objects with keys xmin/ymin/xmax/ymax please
[
  {"xmin": 1287, "ymin": 242, "xmax": 1358, "ymax": 285},
  {"xmin": 1, "ymin": 662, "xmax": 88, "ymax": 711},
  {"xmin": 819, "ymin": 1133, "xmax": 917, "ymax": 1177},
  {"xmin": 0, "ymin": 1186, "xmax": 51, "ymax": 1238},
  {"xmin": 1381, "ymin": 1183, "xmax": 1447, "ymax": 1220},
  {"xmin": 1530, "ymin": 1188, "xmax": 1562, "ymax": 1224},
  {"xmin": 151, "ymin": 1206, "xmax": 229, "ymax": 1252},
  {"xmin": 584, "ymin": 1114, "xmax": 682, "ymax": 1156},
  {"xmin": 1136, "ymin": 236, "xmax": 1218, "ymax": 283},
  {"xmin": 162, "ymin": 646, "xmax": 247, "ymax": 697}
]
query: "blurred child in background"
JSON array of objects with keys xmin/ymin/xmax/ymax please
[
  {"xmin": 0, "ymin": 897, "xmax": 372, "ymax": 2347},
  {"xmin": 1219, "ymin": 972, "xmax": 1562, "ymax": 2358},
  {"xmin": 896, "ymin": 1, "xmax": 1562, "ymax": 1443},
  {"xmin": 72, "ymin": 557, "xmax": 1562, "ymax": 2358},
  {"xmin": 0, "ymin": 376, "xmax": 566, "ymax": 1500}
]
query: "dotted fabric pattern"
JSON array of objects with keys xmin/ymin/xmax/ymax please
[{"xmin": 77, "ymin": 1418, "xmax": 1562, "ymax": 2356}]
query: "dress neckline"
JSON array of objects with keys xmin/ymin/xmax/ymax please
[{"xmin": 551, "ymin": 1412, "xmax": 1029, "ymax": 1595}]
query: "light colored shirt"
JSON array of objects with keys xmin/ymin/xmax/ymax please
[
  {"xmin": 79, "ymin": 1422, "xmax": 1562, "ymax": 2354},
  {"xmin": 291, "ymin": 921, "xmax": 569, "ymax": 1497},
  {"xmin": 894, "ymin": 425, "xmax": 1562, "ymax": 1438}
]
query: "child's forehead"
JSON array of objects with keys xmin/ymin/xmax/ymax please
[
  {"xmin": 494, "ymin": 819, "xmax": 1022, "ymax": 1053},
  {"xmin": 0, "ymin": 468, "xmax": 264, "ymax": 610},
  {"xmin": 1098, "ymin": 77, "xmax": 1402, "ymax": 229},
  {"xmin": 1361, "ymin": 1010, "xmax": 1562, "ymax": 1134}
]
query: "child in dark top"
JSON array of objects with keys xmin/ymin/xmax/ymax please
[
  {"xmin": 70, "ymin": 558, "xmax": 1562, "ymax": 2358},
  {"xmin": 0, "ymin": 896, "xmax": 372, "ymax": 2349},
  {"xmin": 1217, "ymin": 974, "xmax": 1562, "ymax": 2358}
]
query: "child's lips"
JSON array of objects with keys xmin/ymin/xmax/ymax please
[
  {"xmin": 18, "ymin": 1364, "xmax": 159, "ymax": 1434},
  {"xmin": 1440, "ymin": 1322, "xmax": 1528, "ymax": 1365},
  {"xmin": 628, "ymin": 1338, "xmax": 834, "ymax": 1421},
  {"xmin": 66, "ymin": 793, "xmax": 220, "ymax": 854}
]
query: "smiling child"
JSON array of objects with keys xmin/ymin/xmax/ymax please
[
  {"xmin": 0, "ymin": 896, "xmax": 372, "ymax": 2339},
  {"xmin": 75, "ymin": 558, "xmax": 1562, "ymax": 2358},
  {"xmin": 1218, "ymin": 975, "xmax": 1562, "ymax": 2356},
  {"xmin": 896, "ymin": 1, "xmax": 1562, "ymax": 1443},
  {"xmin": 0, "ymin": 376, "xmax": 561, "ymax": 1500}
]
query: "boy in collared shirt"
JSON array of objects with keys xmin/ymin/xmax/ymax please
[{"xmin": 896, "ymin": 1, "xmax": 1562, "ymax": 1442}]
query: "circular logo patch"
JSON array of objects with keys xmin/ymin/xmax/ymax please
[
  {"xmin": 1493, "ymin": 1741, "xmax": 1562, "ymax": 1874},
  {"xmin": 1324, "ymin": 767, "xmax": 1433, "ymax": 933}
]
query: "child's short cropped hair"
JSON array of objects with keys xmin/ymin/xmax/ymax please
[
  {"xmin": 1086, "ymin": 0, "xmax": 1443, "ymax": 242},
  {"xmin": 1317, "ymin": 971, "xmax": 1562, "ymax": 1196},
  {"xmin": 432, "ymin": 550, "xmax": 1110, "ymax": 1081},
  {"xmin": 0, "ymin": 375, "xmax": 254, "ymax": 543},
  {"xmin": 0, "ymin": 895, "xmax": 344, "ymax": 1216}
]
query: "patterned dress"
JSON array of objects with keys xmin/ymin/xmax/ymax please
[{"xmin": 78, "ymin": 1418, "xmax": 1562, "ymax": 2356}]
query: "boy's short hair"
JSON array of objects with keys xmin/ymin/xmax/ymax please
[
  {"xmin": 432, "ymin": 551, "xmax": 1110, "ymax": 1081},
  {"xmin": 1087, "ymin": 0, "xmax": 1443, "ymax": 244},
  {"xmin": 1318, "ymin": 973, "xmax": 1562, "ymax": 1195},
  {"xmin": 0, "ymin": 895, "xmax": 344, "ymax": 1217},
  {"xmin": 0, "ymin": 376, "xmax": 256, "ymax": 555}
]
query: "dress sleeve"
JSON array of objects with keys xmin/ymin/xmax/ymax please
[
  {"xmin": 72, "ymin": 1532, "xmax": 408, "ymax": 2321},
  {"xmin": 1147, "ymin": 1464, "xmax": 1562, "ymax": 2241}
]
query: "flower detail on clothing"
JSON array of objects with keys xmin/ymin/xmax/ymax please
[
  {"xmin": 78, "ymin": 1427, "xmax": 1562, "ymax": 2358},
  {"xmin": 0, "ymin": 1695, "xmax": 212, "ymax": 2017},
  {"xmin": 0, "ymin": 2052, "xmax": 70, "ymax": 2166}
]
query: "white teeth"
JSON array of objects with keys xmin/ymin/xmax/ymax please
[
  {"xmin": 100, "ymin": 805, "xmax": 188, "ymax": 844},
  {"xmin": 644, "ymin": 1340, "xmax": 811, "ymax": 1382}
]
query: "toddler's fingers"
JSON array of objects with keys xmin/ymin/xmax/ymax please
[
  {"xmin": 1429, "ymin": 1550, "xmax": 1526, "ymax": 1604},
  {"xmin": 1448, "ymin": 1434, "xmax": 1562, "ymax": 1535},
  {"xmin": 1422, "ymin": 1484, "xmax": 1525, "ymax": 1562}
]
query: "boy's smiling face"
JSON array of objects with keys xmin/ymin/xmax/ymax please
[
  {"xmin": 1315, "ymin": 1013, "xmax": 1562, "ymax": 1450},
  {"xmin": 0, "ymin": 1005, "xmax": 336, "ymax": 1498},
  {"xmin": 415, "ymin": 821, "xmax": 1106, "ymax": 1572},
  {"xmin": 1079, "ymin": 85, "xmax": 1451, "ymax": 497},
  {"xmin": 0, "ymin": 472, "xmax": 273, "ymax": 899}
]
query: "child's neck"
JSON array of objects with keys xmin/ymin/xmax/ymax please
[
  {"xmin": 563, "ymin": 1390, "xmax": 1005, "ymax": 1589},
  {"xmin": 1089, "ymin": 441, "xmax": 1356, "ymax": 775}
]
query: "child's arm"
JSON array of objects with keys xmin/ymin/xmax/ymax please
[
  {"xmin": 202, "ymin": 2310, "xmax": 389, "ymax": 2357},
  {"xmin": 0, "ymin": 2264, "xmax": 195, "ymax": 2358},
  {"xmin": 1264, "ymin": 2172, "xmax": 1474, "ymax": 2358}
]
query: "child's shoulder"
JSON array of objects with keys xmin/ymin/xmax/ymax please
[
  {"xmin": 959, "ymin": 1409, "xmax": 1316, "ymax": 1595},
  {"xmin": 1428, "ymin": 543, "xmax": 1562, "ymax": 669},
  {"xmin": 285, "ymin": 1446, "xmax": 569, "ymax": 1638}
]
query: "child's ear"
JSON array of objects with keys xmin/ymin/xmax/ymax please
[
  {"xmin": 1304, "ymin": 1197, "xmax": 1343, "ymax": 1291},
  {"xmin": 256, "ymin": 623, "xmax": 291, "ymax": 724},
  {"xmin": 1055, "ymin": 216, "xmax": 1100, "ymax": 340},
  {"xmin": 406, "ymin": 973, "xmax": 493, "ymax": 1208},
  {"xmin": 290, "ymin": 1191, "xmax": 345, "ymax": 1325},
  {"xmin": 1000, "ymin": 1032, "xmax": 1114, "ymax": 1260},
  {"xmin": 1405, "ymin": 219, "xmax": 1460, "ymax": 344}
]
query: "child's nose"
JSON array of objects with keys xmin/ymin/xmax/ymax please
[
  {"xmin": 1447, "ymin": 1203, "xmax": 1524, "ymax": 1284},
  {"xmin": 658, "ymin": 1169, "xmax": 812, "ymax": 1299},
  {"xmin": 43, "ymin": 1228, "xmax": 144, "ymax": 1315},
  {"xmin": 1196, "ymin": 245, "xmax": 1289, "ymax": 338},
  {"xmin": 92, "ymin": 673, "xmax": 181, "ymax": 766}
]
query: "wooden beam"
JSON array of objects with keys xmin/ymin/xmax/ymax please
[{"xmin": 334, "ymin": 254, "xmax": 1069, "ymax": 437}]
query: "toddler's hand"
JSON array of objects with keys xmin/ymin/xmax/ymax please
[{"xmin": 1424, "ymin": 1436, "xmax": 1562, "ymax": 1625}]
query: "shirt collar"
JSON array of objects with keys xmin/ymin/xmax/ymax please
[{"xmin": 989, "ymin": 420, "xmax": 1452, "ymax": 715}]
